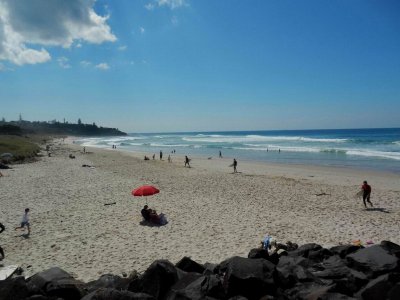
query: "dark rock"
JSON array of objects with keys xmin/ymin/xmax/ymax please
[
  {"xmin": 330, "ymin": 245, "xmax": 363, "ymax": 259},
  {"xmin": 346, "ymin": 245, "xmax": 399, "ymax": 277},
  {"xmin": 308, "ymin": 248, "xmax": 333, "ymax": 262},
  {"xmin": 288, "ymin": 243, "xmax": 322, "ymax": 258},
  {"xmin": 228, "ymin": 296, "xmax": 248, "ymax": 300},
  {"xmin": 0, "ymin": 276, "xmax": 29, "ymax": 300},
  {"xmin": 167, "ymin": 274, "xmax": 224, "ymax": 300},
  {"xmin": 357, "ymin": 273, "xmax": 400, "ymax": 300},
  {"xmin": 220, "ymin": 256, "xmax": 276, "ymax": 299},
  {"xmin": 28, "ymin": 267, "xmax": 84, "ymax": 300},
  {"xmin": 286, "ymin": 282, "xmax": 336, "ymax": 300},
  {"xmin": 317, "ymin": 292, "xmax": 357, "ymax": 299},
  {"xmin": 85, "ymin": 274, "xmax": 130, "ymax": 293},
  {"xmin": 276, "ymin": 256, "xmax": 317, "ymax": 288},
  {"xmin": 176, "ymin": 257, "xmax": 205, "ymax": 274},
  {"xmin": 26, "ymin": 296, "xmax": 50, "ymax": 300},
  {"xmin": 388, "ymin": 283, "xmax": 400, "ymax": 300},
  {"xmin": 203, "ymin": 263, "xmax": 218, "ymax": 275},
  {"xmin": 128, "ymin": 260, "xmax": 184, "ymax": 299},
  {"xmin": 248, "ymin": 248, "xmax": 269, "ymax": 260},
  {"xmin": 381, "ymin": 241, "xmax": 400, "ymax": 257},
  {"xmin": 81, "ymin": 288, "xmax": 155, "ymax": 300}
]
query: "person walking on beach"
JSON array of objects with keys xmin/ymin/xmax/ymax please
[
  {"xmin": 15, "ymin": 208, "xmax": 30, "ymax": 235},
  {"xmin": 219, "ymin": 151, "xmax": 222, "ymax": 158},
  {"xmin": 0, "ymin": 222, "xmax": 5, "ymax": 260},
  {"xmin": 184, "ymin": 156, "xmax": 191, "ymax": 168},
  {"xmin": 168, "ymin": 155, "xmax": 171, "ymax": 163},
  {"xmin": 160, "ymin": 151, "xmax": 163, "ymax": 160},
  {"xmin": 233, "ymin": 158, "xmax": 238, "ymax": 173},
  {"xmin": 361, "ymin": 181, "xmax": 373, "ymax": 208}
]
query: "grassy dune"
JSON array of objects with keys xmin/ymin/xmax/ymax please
[{"xmin": 0, "ymin": 135, "xmax": 42, "ymax": 162}]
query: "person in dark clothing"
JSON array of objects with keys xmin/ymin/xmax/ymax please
[
  {"xmin": 361, "ymin": 180, "xmax": 373, "ymax": 208},
  {"xmin": 233, "ymin": 158, "xmax": 238, "ymax": 173},
  {"xmin": 184, "ymin": 156, "xmax": 191, "ymax": 168},
  {"xmin": 0, "ymin": 222, "xmax": 5, "ymax": 260},
  {"xmin": 141, "ymin": 205, "xmax": 151, "ymax": 221},
  {"xmin": 160, "ymin": 151, "xmax": 163, "ymax": 160}
]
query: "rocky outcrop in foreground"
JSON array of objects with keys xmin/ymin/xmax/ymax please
[{"xmin": 1, "ymin": 241, "xmax": 399, "ymax": 300}]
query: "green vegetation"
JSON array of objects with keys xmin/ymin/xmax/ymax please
[
  {"xmin": 0, "ymin": 119, "xmax": 126, "ymax": 136},
  {"xmin": 0, "ymin": 135, "xmax": 41, "ymax": 162}
]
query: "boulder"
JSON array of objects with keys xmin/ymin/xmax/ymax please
[
  {"xmin": 357, "ymin": 273, "xmax": 400, "ymax": 300},
  {"xmin": 175, "ymin": 257, "xmax": 205, "ymax": 274},
  {"xmin": 81, "ymin": 288, "xmax": 155, "ymax": 300},
  {"xmin": 276, "ymin": 256, "xmax": 317, "ymax": 288},
  {"xmin": 346, "ymin": 245, "xmax": 399, "ymax": 277},
  {"xmin": 220, "ymin": 256, "xmax": 276, "ymax": 299},
  {"xmin": 330, "ymin": 245, "xmax": 363, "ymax": 259},
  {"xmin": 203, "ymin": 263, "xmax": 218, "ymax": 275},
  {"xmin": 247, "ymin": 248, "xmax": 269, "ymax": 260},
  {"xmin": 0, "ymin": 276, "xmax": 29, "ymax": 300},
  {"xmin": 381, "ymin": 241, "xmax": 400, "ymax": 257},
  {"xmin": 128, "ymin": 260, "xmax": 184, "ymax": 299},
  {"xmin": 286, "ymin": 282, "xmax": 336, "ymax": 299},
  {"xmin": 28, "ymin": 267, "xmax": 84, "ymax": 300},
  {"xmin": 308, "ymin": 248, "xmax": 333, "ymax": 262},
  {"xmin": 85, "ymin": 274, "xmax": 130, "ymax": 293},
  {"xmin": 167, "ymin": 274, "xmax": 224, "ymax": 300},
  {"xmin": 288, "ymin": 243, "xmax": 322, "ymax": 258},
  {"xmin": 388, "ymin": 283, "xmax": 400, "ymax": 300}
]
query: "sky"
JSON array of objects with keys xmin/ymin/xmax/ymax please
[{"xmin": 0, "ymin": 0, "xmax": 399, "ymax": 133}]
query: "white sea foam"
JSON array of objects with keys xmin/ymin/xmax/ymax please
[
  {"xmin": 183, "ymin": 135, "xmax": 347, "ymax": 143},
  {"xmin": 346, "ymin": 150, "xmax": 400, "ymax": 160}
]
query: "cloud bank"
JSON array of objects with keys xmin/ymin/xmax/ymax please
[{"xmin": 0, "ymin": 0, "xmax": 116, "ymax": 65}]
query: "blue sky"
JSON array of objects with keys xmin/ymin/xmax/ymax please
[{"xmin": 0, "ymin": 0, "xmax": 399, "ymax": 133}]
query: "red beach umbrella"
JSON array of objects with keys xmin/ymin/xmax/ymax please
[{"xmin": 132, "ymin": 185, "xmax": 160, "ymax": 197}]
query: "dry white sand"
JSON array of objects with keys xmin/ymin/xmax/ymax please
[{"xmin": 1, "ymin": 140, "xmax": 399, "ymax": 281}]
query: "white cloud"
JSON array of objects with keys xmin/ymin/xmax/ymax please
[
  {"xmin": 57, "ymin": 56, "xmax": 71, "ymax": 69},
  {"xmin": 118, "ymin": 45, "xmax": 127, "ymax": 51},
  {"xmin": 145, "ymin": 0, "xmax": 187, "ymax": 10},
  {"xmin": 95, "ymin": 62, "xmax": 109, "ymax": 70},
  {"xmin": 144, "ymin": 3, "xmax": 155, "ymax": 10},
  {"xmin": 157, "ymin": 0, "xmax": 187, "ymax": 9},
  {"xmin": 0, "ymin": 0, "xmax": 116, "ymax": 66},
  {"xmin": 75, "ymin": 43, "xmax": 82, "ymax": 48},
  {"xmin": 80, "ymin": 60, "xmax": 91, "ymax": 67},
  {"xmin": 140, "ymin": 27, "xmax": 145, "ymax": 34}
]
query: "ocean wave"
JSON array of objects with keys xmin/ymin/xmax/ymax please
[
  {"xmin": 183, "ymin": 135, "xmax": 347, "ymax": 143},
  {"xmin": 346, "ymin": 150, "xmax": 400, "ymax": 161},
  {"xmin": 393, "ymin": 141, "xmax": 400, "ymax": 146}
]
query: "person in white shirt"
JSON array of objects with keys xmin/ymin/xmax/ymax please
[{"xmin": 14, "ymin": 208, "xmax": 30, "ymax": 235}]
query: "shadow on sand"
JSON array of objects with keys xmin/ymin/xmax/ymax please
[
  {"xmin": 366, "ymin": 207, "xmax": 390, "ymax": 213},
  {"xmin": 139, "ymin": 220, "xmax": 168, "ymax": 227}
]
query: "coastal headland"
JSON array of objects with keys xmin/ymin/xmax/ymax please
[{"xmin": 0, "ymin": 138, "xmax": 399, "ymax": 281}]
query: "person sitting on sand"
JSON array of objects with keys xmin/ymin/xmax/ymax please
[
  {"xmin": 361, "ymin": 180, "xmax": 373, "ymax": 208},
  {"xmin": 0, "ymin": 222, "xmax": 5, "ymax": 260},
  {"xmin": 15, "ymin": 208, "xmax": 30, "ymax": 235},
  {"xmin": 141, "ymin": 205, "xmax": 151, "ymax": 221}
]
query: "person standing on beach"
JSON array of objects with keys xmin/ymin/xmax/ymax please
[
  {"xmin": 219, "ymin": 151, "xmax": 222, "ymax": 158},
  {"xmin": 160, "ymin": 151, "xmax": 163, "ymax": 160},
  {"xmin": 233, "ymin": 158, "xmax": 238, "ymax": 173},
  {"xmin": 0, "ymin": 222, "xmax": 5, "ymax": 260},
  {"xmin": 15, "ymin": 208, "xmax": 30, "ymax": 235},
  {"xmin": 184, "ymin": 156, "xmax": 191, "ymax": 168},
  {"xmin": 361, "ymin": 181, "xmax": 373, "ymax": 208}
]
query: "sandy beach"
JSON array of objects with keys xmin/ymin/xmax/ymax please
[{"xmin": 1, "ymin": 139, "xmax": 399, "ymax": 281}]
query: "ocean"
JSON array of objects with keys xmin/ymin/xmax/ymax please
[{"xmin": 75, "ymin": 128, "xmax": 400, "ymax": 173}]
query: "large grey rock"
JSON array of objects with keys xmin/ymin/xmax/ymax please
[
  {"xmin": 81, "ymin": 288, "xmax": 154, "ymax": 300},
  {"xmin": 85, "ymin": 274, "xmax": 130, "ymax": 293},
  {"xmin": 175, "ymin": 257, "xmax": 205, "ymax": 274},
  {"xmin": 330, "ymin": 245, "xmax": 363, "ymax": 259},
  {"xmin": 0, "ymin": 276, "xmax": 29, "ymax": 300},
  {"xmin": 128, "ymin": 260, "xmax": 184, "ymax": 299},
  {"xmin": 357, "ymin": 273, "xmax": 400, "ymax": 300},
  {"xmin": 276, "ymin": 256, "xmax": 317, "ymax": 288},
  {"xmin": 28, "ymin": 267, "xmax": 84, "ymax": 300},
  {"xmin": 346, "ymin": 245, "xmax": 399, "ymax": 277},
  {"xmin": 220, "ymin": 256, "xmax": 276, "ymax": 300},
  {"xmin": 167, "ymin": 274, "xmax": 223, "ymax": 300},
  {"xmin": 288, "ymin": 243, "xmax": 322, "ymax": 258}
]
